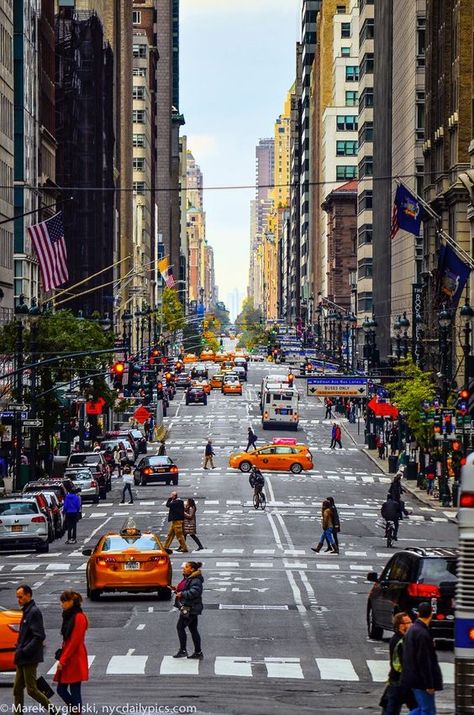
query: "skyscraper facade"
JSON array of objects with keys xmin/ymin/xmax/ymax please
[{"xmin": 0, "ymin": 0, "xmax": 14, "ymax": 322}]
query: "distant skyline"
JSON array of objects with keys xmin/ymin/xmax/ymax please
[{"xmin": 180, "ymin": 0, "xmax": 300, "ymax": 307}]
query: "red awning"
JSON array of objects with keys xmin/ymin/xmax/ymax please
[{"xmin": 367, "ymin": 397, "xmax": 399, "ymax": 418}]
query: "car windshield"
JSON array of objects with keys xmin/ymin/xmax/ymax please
[
  {"xmin": 130, "ymin": 431, "xmax": 143, "ymax": 439},
  {"xmin": 148, "ymin": 457, "xmax": 172, "ymax": 466},
  {"xmin": 102, "ymin": 535, "xmax": 160, "ymax": 551},
  {"xmin": 0, "ymin": 501, "xmax": 38, "ymax": 515},
  {"xmin": 69, "ymin": 454, "xmax": 99, "ymax": 465},
  {"xmin": 69, "ymin": 473, "xmax": 93, "ymax": 482},
  {"xmin": 419, "ymin": 558, "xmax": 457, "ymax": 584}
]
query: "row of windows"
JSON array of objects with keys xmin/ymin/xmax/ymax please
[
  {"xmin": 358, "ymin": 224, "xmax": 373, "ymax": 245},
  {"xmin": 0, "ymin": 91, "xmax": 13, "ymax": 140},
  {"xmin": 133, "ymin": 181, "xmax": 146, "ymax": 194},
  {"xmin": 360, "ymin": 52, "xmax": 374, "ymax": 78},
  {"xmin": 133, "ymin": 67, "xmax": 147, "ymax": 77},
  {"xmin": 336, "ymin": 140, "xmax": 358, "ymax": 156},
  {"xmin": 358, "ymin": 257, "xmax": 373, "ymax": 279},
  {"xmin": 132, "ymin": 109, "xmax": 146, "ymax": 123},
  {"xmin": 0, "ymin": 158, "xmax": 13, "ymax": 203},
  {"xmin": 0, "ymin": 227, "xmax": 12, "ymax": 269},
  {"xmin": 132, "ymin": 133, "xmax": 146, "ymax": 147},
  {"xmin": 345, "ymin": 90, "xmax": 358, "ymax": 107},
  {"xmin": 132, "ymin": 86, "xmax": 145, "ymax": 100},
  {"xmin": 132, "ymin": 44, "xmax": 147, "ymax": 58},
  {"xmin": 359, "ymin": 18, "xmax": 374, "ymax": 44},
  {"xmin": 359, "ymin": 87, "xmax": 373, "ymax": 111},
  {"xmin": 358, "ymin": 292, "xmax": 373, "ymax": 312},
  {"xmin": 358, "ymin": 156, "xmax": 373, "ymax": 178},
  {"xmin": 133, "ymin": 157, "xmax": 145, "ymax": 171},
  {"xmin": 359, "ymin": 121, "xmax": 373, "ymax": 145},
  {"xmin": 336, "ymin": 165, "xmax": 357, "ymax": 180},
  {"xmin": 337, "ymin": 115, "xmax": 358, "ymax": 131},
  {"xmin": 346, "ymin": 66, "xmax": 359, "ymax": 82},
  {"xmin": 0, "ymin": 23, "xmax": 12, "ymax": 73}
]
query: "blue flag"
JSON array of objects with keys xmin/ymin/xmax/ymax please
[
  {"xmin": 437, "ymin": 244, "xmax": 471, "ymax": 309},
  {"xmin": 390, "ymin": 185, "xmax": 425, "ymax": 239}
]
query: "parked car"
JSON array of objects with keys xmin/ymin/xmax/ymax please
[
  {"xmin": 0, "ymin": 497, "xmax": 49, "ymax": 552},
  {"xmin": 133, "ymin": 455, "xmax": 179, "ymax": 486},
  {"xmin": 103, "ymin": 430, "xmax": 140, "ymax": 458},
  {"xmin": 66, "ymin": 452, "xmax": 110, "ymax": 497},
  {"xmin": 16, "ymin": 490, "xmax": 55, "ymax": 542},
  {"xmin": 186, "ymin": 386, "xmax": 207, "ymax": 406},
  {"xmin": 100, "ymin": 439, "xmax": 135, "ymax": 464},
  {"xmin": 129, "ymin": 429, "xmax": 147, "ymax": 454},
  {"xmin": 22, "ymin": 478, "xmax": 74, "ymax": 504},
  {"xmin": 367, "ymin": 547, "xmax": 457, "ymax": 641},
  {"xmin": 64, "ymin": 468, "xmax": 100, "ymax": 504},
  {"xmin": 37, "ymin": 491, "xmax": 64, "ymax": 539}
]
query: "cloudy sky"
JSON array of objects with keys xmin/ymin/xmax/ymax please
[{"xmin": 180, "ymin": 0, "xmax": 300, "ymax": 311}]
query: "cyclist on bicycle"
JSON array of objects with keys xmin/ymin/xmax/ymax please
[
  {"xmin": 381, "ymin": 494, "xmax": 401, "ymax": 541},
  {"xmin": 249, "ymin": 466, "xmax": 265, "ymax": 497}
]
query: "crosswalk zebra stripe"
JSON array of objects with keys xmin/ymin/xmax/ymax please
[{"xmin": 316, "ymin": 658, "xmax": 359, "ymax": 681}]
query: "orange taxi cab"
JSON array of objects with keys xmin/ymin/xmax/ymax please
[
  {"xmin": 229, "ymin": 438, "xmax": 313, "ymax": 474},
  {"xmin": 200, "ymin": 349, "xmax": 215, "ymax": 362},
  {"xmin": 183, "ymin": 353, "xmax": 198, "ymax": 364},
  {"xmin": 192, "ymin": 378, "xmax": 211, "ymax": 395},
  {"xmin": 210, "ymin": 373, "xmax": 225, "ymax": 389},
  {"xmin": 0, "ymin": 609, "xmax": 22, "ymax": 671},
  {"xmin": 222, "ymin": 376, "xmax": 242, "ymax": 395},
  {"xmin": 82, "ymin": 521, "xmax": 172, "ymax": 601}
]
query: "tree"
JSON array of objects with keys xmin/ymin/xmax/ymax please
[
  {"xmin": 213, "ymin": 301, "xmax": 231, "ymax": 330},
  {"xmin": 387, "ymin": 357, "xmax": 436, "ymax": 449},
  {"xmin": 161, "ymin": 287, "xmax": 185, "ymax": 334}
]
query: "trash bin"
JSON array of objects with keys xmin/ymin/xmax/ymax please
[
  {"xmin": 58, "ymin": 441, "xmax": 69, "ymax": 457},
  {"xmin": 405, "ymin": 461, "xmax": 418, "ymax": 480},
  {"xmin": 17, "ymin": 464, "xmax": 31, "ymax": 490},
  {"xmin": 367, "ymin": 433, "xmax": 376, "ymax": 450},
  {"xmin": 388, "ymin": 455, "xmax": 398, "ymax": 473}
]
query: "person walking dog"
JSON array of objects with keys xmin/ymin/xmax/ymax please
[
  {"xmin": 54, "ymin": 590, "xmax": 89, "ymax": 712},
  {"xmin": 13, "ymin": 584, "xmax": 56, "ymax": 713},
  {"xmin": 172, "ymin": 561, "xmax": 204, "ymax": 660},
  {"xmin": 184, "ymin": 498, "xmax": 205, "ymax": 551}
]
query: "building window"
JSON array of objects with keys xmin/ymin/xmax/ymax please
[
  {"xmin": 345, "ymin": 90, "xmax": 358, "ymax": 106},
  {"xmin": 416, "ymin": 163, "xmax": 424, "ymax": 198},
  {"xmin": 417, "ymin": 17, "xmax": 426, "ymax": 67},
  {"xmin": 336, "ymin": 165, "xmax": 357, "ymax": 180},
  {"xmin": 133, "ymin": 157, "xmax": 145, "ymax": 171},
  {"xmin": 336, "ymin": 5, "xmax": 346, "ymax": 13},
  {"xmin": 133, "ymin": 67, "xmax": 147, "ymax": 77},
  {"xmin": 359, "ymin": 18, "xmax": 374, "ymax": 44},
  {"xmin": 132, "ymin": 86, "xmax": 145, "ymax": 100},
  {"xmin": 132, "ymin": 10, "xmax": 141, "ymax": 24},
  {"xmin": 341, "ymin": 22, "xmax": 351, "ymax": 38},
  {"xmin": 337, "ymin": 115, "xmax": 358, "ymax": 131},
  {"xmin": 359, "ymin": 87, "xmax": 374, "ymax": 111},
  {"xmin": 416, "ymin": 91, "xmax": 425, "ymax": 140},
  {"xmin": 357, "ymin": 292, "xmax": 373, "ymax": 312},
  {"xmin": 133, "ymin": 182, "xmax": 146, "ymax": 195},
  {"xmin": 358, "ymin": 156, "xmax": 373, "ymax": 178},
  {"xmin": 132, "ymin": 44, "xmax": 147, "ymax": 58},
  {"xmin": 358, "ymin": 225, "xmax": 373, "ymax": 246},
  {"xmin": 358, "ymin": 190, "xmax": 373, "ymax": 212},
  {"xmin": 358, "ymin": 258, "xmax": 373, "ymax": 279},
  {"xmin": 132, "ymin": 110, "xmax": 145, "ymax": 123},
  {"xmin": 360, "ymin": 52, "xmax": 374, "ymax": 77},
  {"xmin": 359, "ymin": 121, "xmax": 374, "ymax": 145},
  {"xmin": 341, "ymin": 47, "xmax": 351, "ymax": 57},
  {"xmin": 336, "ymin": 140, "xmax": 358, "ymax": 156},
  {"xmin": 132, "ymin": 134, "xmax": 145, "ymax": 147},
  {"xmin": 345, "ymin": 65, "xmax": 359, "ymax": 82}
]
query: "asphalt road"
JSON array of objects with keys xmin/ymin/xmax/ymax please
[{"xmin": 0, "ymin": 343, "xmax": 456, "ymax": 714}]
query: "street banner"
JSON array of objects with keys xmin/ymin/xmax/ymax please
[
  {"xmin": 437, "ymin": 243, "xmax": 471, "ymax": 309},
  {"xmin": 390, "ymin": 185, "xmax": 426, "ymax": 239},
  {"xmin": 307, "ymin": 377, "xmax": 368, "ymax": 397},
  {"xmin": 412, "ymin": 284, "xmax": 423, "ymax": 367}
]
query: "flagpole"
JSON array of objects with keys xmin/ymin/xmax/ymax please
[{"xmin": 47, "ymin": 255, "xmax": 132, "ymax": 303}]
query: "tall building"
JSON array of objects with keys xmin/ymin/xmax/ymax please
[
  {"xmin": 185, "ymin": 149, "xmax": 209, "ymax": 308},
  {"xmin": 0, "ymin": 0, "xmax": 14, "ymax": 322},
  {"xmin": 248, "ymin": 138, "xmax": 274, "ymax": 310},
  {"xmin": 256, "ymin": 138, "xmax": 274, "ymax": 201},
  {"xmin": 288, "ymin": 42, "xmax": 303, "ymax": 321},
  {"xmin": 354, "ymin": 0, "xmax": 374, "ymax": 344}
]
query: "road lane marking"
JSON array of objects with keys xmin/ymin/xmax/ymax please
[
  {"xmin": 106, "ymin": 653, "xmax": 148, "ymax": 675},
  {"xmin": 160, "ymin": 655, "xmax": 200, "ymax": 675},
  {"xmin": 215, "ymin": 656, "xmax": 252, "ymax": 677},
  {"xmin": 316, "ymin": 658, "xmax": 359, "ymax": 681},
  {"xmin": 366, "ymin": 660, "xmax": 388, "ymax": 682}
]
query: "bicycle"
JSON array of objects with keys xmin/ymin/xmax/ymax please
[
  {"xmin": 384, "ymin": 520, "xmax": 395, "ymax": 548},
  {"xmin": 253, "ymin": 488, "xmax": 266, "ymax": 510}
]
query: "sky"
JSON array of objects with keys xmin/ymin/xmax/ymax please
[{"xmin": 180, "ymin": 0, "xmax": 300, "ymax": 313}]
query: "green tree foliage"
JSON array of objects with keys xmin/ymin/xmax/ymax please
[
  {"xmin": 161, "ymin": 287, "xmax": 185, "ymax": 334},
  {"xmin": 213, "ymin": 301, "xmax": 231, "ymax": 330},
  {"xmin": 235, "ymin": 298, "xmax": 269, "ymax": 349},
  {"xmin": 387, "ymin": 357, "xmax": 436, "ymax": 448}
]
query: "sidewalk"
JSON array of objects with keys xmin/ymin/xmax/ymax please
[{"xmin": 340, "ymin": 413, "xmax": 458, "ymax": 523}]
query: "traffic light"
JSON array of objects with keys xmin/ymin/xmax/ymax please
[
  {"xmin": 156, "ymin": 381, "xmax": 164, "ymax": 400},
  {"xmin": 433, "ymin": 410, "xmax": 442, "ymax": 434},
  {"xmin": 111, "ymin": 362, "xmax": 125, "ymax": 389},
  {"xmin": 175, "ymin": 360, "xmax": 183, "ymax": 374},
  {"xmin": 443, "ymin": 413, "xmax": 453, "ymax": 435},
  {"xmin": 127, "ymin": 362, "xmax": 143, "ymax": 393}
]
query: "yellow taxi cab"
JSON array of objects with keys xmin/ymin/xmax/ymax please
[
  {"xmin": 200, "ymin": 349, "xmax": 215, "ymax": 362},
  {"xmin": 222, "ymin": 376, "xmax": 242, "ymax": 395},
  {"xmin": 229, "ymin": 439, "xmax": 313, "ymax": 474},
  {"xmin": 210, "ymin": 372, "xmax": 225, "ymax": 389},
  {"xmin": 192, "ymin": 378, "xmax": 211, "ymax": 394},
  {"xmin": 0, "ymin": 609, "xmax": 22, "ymax": 671},
  {"xmin": 214, "ymin": 352, "xmax": 226, "ymax": 363},
  {"xmin": 183, "ymin": 353, "xmax": 198, "ymax": 364},
  {"xmin": 82, "ymin": 520, "xmax": 172, "ymax": 601}
]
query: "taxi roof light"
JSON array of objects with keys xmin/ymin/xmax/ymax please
[{"xmin": 120, "ymin": 516, "xmax": 141, "ymax": 536}]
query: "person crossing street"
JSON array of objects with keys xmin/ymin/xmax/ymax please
[
  {"xmin": 203, "ymin": 439, "xmax": 215, "ymax": 469},
  {"xmin": 119, "ymin": 465, "xmax": 134, "ymax": 504},
  {"xmin": 245, "ymin": 427, "xmax": 258, "ymax": 452},
  {"xmin": 163, "ymin": 491, "xmax": 189, "ymax": 553}
]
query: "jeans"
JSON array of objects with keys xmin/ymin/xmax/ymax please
[
  {"xmin": 121, "ymin": 484, "xmax": 133, "ymax": 503},
  {"xmin": 409, "ymin": 689, "xmax": 436, "ymax": 715},
  {"xmin": 319, "ymin": 527, "xmax": 334, "ymax": 545},
  {"xmin": 65, "ymin": 512, "xmax": 79, "ymax": 541},
  {"xmin": 57, "ymin": 682, "xmax": 82, "ymax": 710},
  {"xmin": 177, "ymin": 613, "xmax": 201, "ymax": 652},
  {"xmin": 13, "ymin": 663, "xmax": 55, "ymax": 710}
]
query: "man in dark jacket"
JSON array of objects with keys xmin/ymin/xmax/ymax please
[
  {"xmin": 163, "ymin": 491, "xmax": 188, "ymax": 553},
  {"xmin": 381, "ymin": 495, "xmax": 401, "ymax": 540},
  {"xmin": 381, "ymin": 612, "xmax": 415, "ymax": 714},
  {"xmin": 203, "ymin": 439, "xmax": 215, "ymax": 469},
  {"xmin": 13, "ymin": 584, "xmax": 55, "ymax": 711},
  {"xmin": 400, "ymin": 602, "xmax": 443, "ymax": 714},
  {"xmin": 245, "ymin": 427, "xmax": 258, "ymax": 452}
]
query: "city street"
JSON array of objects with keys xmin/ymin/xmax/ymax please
[{"xmin": 0, "ymin": 356, "xmax": 456, "ymax": 714}]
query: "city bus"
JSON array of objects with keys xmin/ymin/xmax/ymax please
[{"xmin": 261, "ymin": 382, "xmax": 300, "ymax": 431}]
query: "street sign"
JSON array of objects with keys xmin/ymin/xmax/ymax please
[
  {"xmin": 8, "ymin": 403, "xmax": 29, "ymax": 411},
  {"xmin": 133, "ymin": 405, "xmax": 152, "ymax": 424},
  {"xmin": 22, "ymin": 419, "xmax": 43, "ymax": 428},
  {"xmin": 307, "ymin": 377, "xmax": 368, "ymax": 397}
]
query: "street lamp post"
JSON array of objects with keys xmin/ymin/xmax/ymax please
[
  {"xmin": 349, "ymin": 313, "xmax": 357, "ymax": 371},
  {"xmin": 460, "ymin": 298, "xmax": 473, "ymax": 389},
  {"xmin": 362, "ymin": 317, "xmax": 371, "ymax": 373},
  {"xmin": 400, "ymin": 312, "xmax": 410, "ymax": 358},
  {"xmin": 315, "ymin": 305, "xmax": 322, "ymax": 352},
  {"xmin": 438, "ymin": 305, "xmax": 452, "ymax": 506},
  {"xmin": 122, "ymin": 310, "xmax": 133, "ymax": 361},
  {"xmin": 393, "ymin": 315, "xmax": 402, "ymax": 359},
  {"xmin": 13, "ymin": 296, "xmax": 29, "ymax": 490},
  {"xmin": 27, "ymin": 299, "xmax": 41, "ymax": 482}
]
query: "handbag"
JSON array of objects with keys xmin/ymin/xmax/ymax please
[
  {"xmin": 36, "ymin": 676, "xmax": 54, "ymax": 699},
  {"xmin": 179, "ymin": 605, "xmax": 191, "ymax": 617}
]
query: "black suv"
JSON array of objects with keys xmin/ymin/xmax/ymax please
[
  {"xmin": 367, "ymin": 547, "xmax": 457, "ymax": 641},
  {"xmin": 185, "ymin": 386, "xmax": 207, "ymax": 405}
]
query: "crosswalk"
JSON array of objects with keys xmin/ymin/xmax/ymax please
[{"xmin": 35, "ymin": 652, "xmax": 454, "ymax": 683}]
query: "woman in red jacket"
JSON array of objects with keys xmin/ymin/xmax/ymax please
[{"xmin": 54, "ymin": 590, "xmax": 89, "ymax": 710}]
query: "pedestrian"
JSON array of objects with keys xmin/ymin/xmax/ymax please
[
  {"xmin": 13, "ymin": 584, "xmax": 56, "ymax": 713},
  {"xmin": 311, "ymin": 499, "xmax": 337, "ymax": 554},
  {"xmin": 388, "ymin": 473, "xmax": 409, "ymax": 517},
  {"xmin": 425, "ymin": 461, "xmax": 436, "ymax": 496},
  {"xmin": 54, "ymin": 590, "xmax": 89, "ymax": 712},
  {"xmin": 400, "ymin": 602, "xmax": 443, "ymax": 714},
  {"xmin": 120, "ymin": 465, "xmax": 134, "ymax": 504},
  {"xmin": 334, "ymin": 423, "xmax": 342, "ymax": 449},
  {"xmin": 172, "ymin": 561, "xmax": 204, "ymax": 660},
  {"xmin": 92, "ymin": 441, "xmax": 100, "ymax": 453},
  {"xmin": 378, "ymin": 431, "xmax": 386, "ymax": 460},
  {"xmin": 324, "ymin": 398, "xmax": 333, "ymax": 420},
  {"xmin": 163, "ymin": 491, "xmax": 189, "ymax": 552},
  {"xmin": 245, "ymin": 427, "xmax": 258, "ymax": 452},
  {"xmin": 118, "ymin": 441, "xmax": 129, "ymax": 474},
  {"xmin": 184, "ymin": 498, "xmax": 204, "ymax": 551},
  {"xmin": 330, "ymin": 422, "xmax": 337, "ymax": 449},
  {"xmin": 380, "ymin": 612, "xmax": 416, "ymax": 715},
  {"xmin": 324, "ymin": 496, "xmax": 340, "ymax": 553},
  {"xmin": 203, "ymin": 439, "xmax": 215, "ymax": 469},
  {"xmin": 63, "ymin": 486, "xmax": 81, "ymax": 545},
  {"xmin": 103, "ymin": 446, "xmax": 115, "ymax": 475}
]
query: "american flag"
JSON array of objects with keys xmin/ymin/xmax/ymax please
[
  {"xmin": 28, "ymin": 212, "xmax": 69, "ymax": 292},
  {"xmin": 165, "ymin": 267, "xmax": 176, "ymax": 288},
  {"xmin": 389, "ymin": 200, "xmax": 399, "ymax": 240}
]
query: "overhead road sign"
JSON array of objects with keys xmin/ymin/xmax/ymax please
[{"xmin": 307, "ymin": 377, "xmax": 368, "ymax": 397}]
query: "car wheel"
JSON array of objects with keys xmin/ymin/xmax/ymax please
[
  {"xmin": 203, "ymin": 399, "xmax": 207, "ymax": 405},
  {"xmin": 99, "ymin": 489, "xmax": 107, "ymax": 500},
  {"xmin": 93, "ymin": 495, "xmax": 100, "ymax": 504},
  {"xmin": 367, "ymin": 604, "xmax": 384, "ymax": 640},
  {"xmin": 290, "ymin": 463, "xmax": 303, "ymax": 474},
  {"xmin": 239, "ymin": 461, "xmax": 252, "ymax": 473},
  {"xmin": 36, "ymin": 541, "xmax": 49, "ymax": 553},
  {"xmin": 88, "ymin": 588, "xmax": 101, "ymax": 602},
  {"xmin": 158, "ymin": 587, "xmax": 172, "ymax": 601},
  {"xmin": 185, "ymin": 399, "xmax": 189, "ymax": 405},
  {"xmin": 141, "ymin": 477, "xmax": 147, "ymax": 486},
  {"xmin": 172, "ymin": 478, "xmax": 178, "ymax": 485}
]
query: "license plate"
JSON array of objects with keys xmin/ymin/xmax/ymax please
[
  {"xmin": 125, "ymin": 562, "xmax": 140, "ymax": 570},
  {"xmin": 157, "ymin": 468, "xmax": 166, "ymax": 472},
  {"xmin": 11, "ymin": 525, "xmax": 23, "ymax": 532},
  {"xmin": 279, "ymin": 409, "xmax": 288, "ymax": 415}
]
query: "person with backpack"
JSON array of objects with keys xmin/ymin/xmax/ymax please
[
  {"xmin": 380, "ymin": 612, "xmax": 415, "ymax": 714},
  {"xmin": 331, "ymin": 423, "xmax": 342, "ymax": 449}
]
